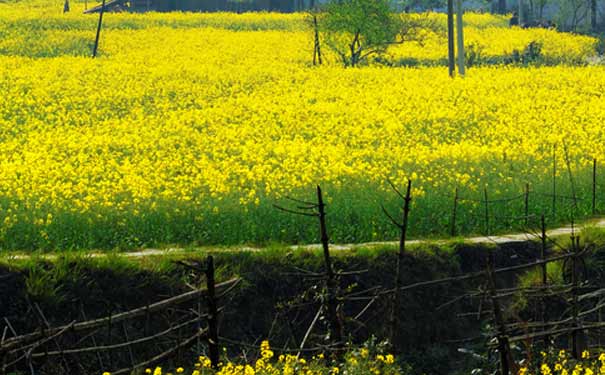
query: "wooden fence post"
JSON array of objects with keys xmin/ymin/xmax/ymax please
[
  {"xmin": 524, "ymin": 183, "xmax": 530, "ymax": 226},
  {"xmin": 317, "ymin": 186, "xmax": 344, "ymax": 350},
  {"xmin": 108, "ymin": 311, "xmax": 113, "ymax": 370},
  {"xmin": 540, "ymin": 213, "xmax": 549, "ymax": 346},
  {"xmin": 486, "ymin": 253, "xmax": 512, "ymax": 375},
  {"xmin": 570, "ymin": 235, "xmax": 586, "ymax": 359},
  {"xmin": 552, "ymin": 145, "xmax": 557, "ymax": 218},
  {"xmin": 451, "ymin": 187, "xmax": 458, "ymax": 236},
  {"xmin": 390, "ymin": 180, "xmax": 412, "ymax": 347},
  {"xmin": 312, "ymin": 15, "xmax": 322, "ymax": 66},
  {"xmin": 205, "ymin": 256, "xmax": 219, "ymax": 369},
  {"xmin": 593, "ymin": 158, "xmax": 597, "ymax": 215},
  {"xmin": 484, "ymin": 187, "xmax": 489, "ymax": 236}
]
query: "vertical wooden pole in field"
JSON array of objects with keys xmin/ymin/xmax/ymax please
[
  {"xmin": 540, "ymin": 213, "xmax": 549, "ymax": 345},
  {"xmin": 206, "ymin": 256, "xmax": 220, "ymax": 369},
  {"xmin": 524, "ymin": 183, "xmax": 530, "ymax": 226},
  {"xmin": 484, "ymin": 187, "xmax": 489, "ymax": 236},
  {"xmin": 570, "ymin": 234, "xmax": 582, "ymax": 359},
  {"xmin": 92, "ymin": 0, "xmax": 106, "ymax": 58},
  {"xmin": 313, "ymin": 15, "xmax": 322, "ymax": 66},
  {"xmin": 455, "ymin": 0, "xmax": 465, "ymax": 76},
  {"xmin": 552, "ymin": 145, "xmax": 557, "ymax": 218},
  {"xmin": 593, "ymin": 158, "xmax": 597, "ymax": 215},
  {"xmin": 390, "ymin": 180, "xmax": 412, "ymax": 347},
  {"xmin": 451, "ymin": 186, "xmax": 459, "ymax": 236},
  {"xmin": 317, "ymin": 186, "xmax": 344, "ymax": 350},
  {"xmin": 487, "ymin": 253, "xmax": 511, "ymax": 375},
  {"xmin": 447, "ymin": 0, "xmax": 455, "ymax": 77}
]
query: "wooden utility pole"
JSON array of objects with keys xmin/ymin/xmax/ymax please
[
  {"xmin": 455, "ymin": 0, "xmax": 465, "ymax": 76},
  {"xmin": 447, "ymin": 0, "xmax": 455, "ymax": 77},
  {"xmin": 518, "ymin": 0, "xmax": 523, "ymax": 25},
  {"xmin": 92, "ymin": 0, "xmax": 106, "ymax": 58},
  {"xmin": 455, "ymin": 0, "xmax": 465, "ymax": 75}
]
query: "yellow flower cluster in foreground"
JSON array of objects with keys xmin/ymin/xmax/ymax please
[
  {"xmin": 100, "ymin": 341, "xmax": 401, "ymax": 375},
  {"xmin": 0, "ymin": 4, "xmax": 603, "ymax": 248},
  {"xmin": 521, "ymin": 349, "xmax": 605, "ymax": 375}
]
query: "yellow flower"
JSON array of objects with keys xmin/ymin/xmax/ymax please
[
  {"xmin": 176, "ymin": 368, "xmax": 184, "ymax": 374},
  {"xmin": 583, "ymin": 350, "xmax": 591, "ymax": 359}
]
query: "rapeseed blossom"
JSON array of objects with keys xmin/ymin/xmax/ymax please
[{"xmin": 0, "ymin": 4, "xmax": 602, "ymax": 249}]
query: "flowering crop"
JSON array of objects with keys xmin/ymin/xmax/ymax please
[
  {"xmin": 99, "ymin": 340, "xmax": 403, "ymax": 375},
  {"xmin": 0, "ymin": 4, "xmax": 603, "ymax": 250},
  {"xmin": 519, "ymin": 349, "xmax": 605, "ymax": 375}
]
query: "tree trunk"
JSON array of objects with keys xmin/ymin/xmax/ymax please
[
  {"xmin": 447, "ymin": 0, "xmax": 455, "ymax": 77},
  {"xmin": 591, "ymin": 0, "xmax": 597, "ymax": 30},
  {"xmin": 456, "ymin": 0, "xmax": 465, "ymax": 76}
]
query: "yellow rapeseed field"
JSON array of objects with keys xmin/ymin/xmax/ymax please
[{"xmin": 0, "ymin": 2, "xmax": 603, "ymax": 249}]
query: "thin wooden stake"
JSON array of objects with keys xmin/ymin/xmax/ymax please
[
  {"xmin": 92, "ymin": 0, "xmax": 106, "ymax": 58},
  {"xmin": 317, "ymin": 185, "xmax": 343, "ymax": 349},
  {"xmin": 108, "ymin": 310, "xmax": 113, "ymax": 370},
  {"xmin": 562, "ymin": 141, "xmax": 578, "ymax": 212},
  {"xmin": 80, "ymin": 304, "xmax": 104, "ymax": 370},
  {"xmin": 451, "ymin": 186, "xmax": 458, "ymax": 236},
  {"xmin": 484, "ymin": 187, "xmax": 489, "ymax": 236},
  {"xmin": 312, "ymin": 15, "xmax": 322, "ymax": 66},
  {"xmin": 540, "ymin": 213, "xmax": 549, "ymax": 346},
  {"xmin": 389, "ymin": 180, "xmax": 412, "ymax": 347},
  {"xmin": 569, "ymin": 234, "xmax": 585, "ymax": 359},
  {"xmin": 524, "ymin": 183, "xmax": 530, "ymax": 226},
  {"xmin": 486, "ymin": 254, "xmax": 513, "ymax": 375},
  {"xmin": 205, "ymin": 256, "xmax": 220, "ymax": 369},
  {"xmin": 553, "ymin": 144, "xmax": 557, "ymax": 218},
  {"xmin": 593, "ymin": 158, "xmax": 597, "ymax": 215},
  {"xmin": 121, "ymin": 323, "xmax": 136, "ymax": 370}
]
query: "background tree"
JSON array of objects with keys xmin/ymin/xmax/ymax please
[{"xmin": 321, "ymin": 0, "xmax": 402, "ymax": 67}]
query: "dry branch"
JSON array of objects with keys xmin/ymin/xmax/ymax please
[
  {"xmin": 111, "ymin": 328, "xmax": 208, "ymax": 375},
  {"xmin": 27, "ymin": 318, "xmax": 201, "ymax": 358},
  {"xmin": 1, "ymin": 278, "xmax": 240, "ymax": 351}
]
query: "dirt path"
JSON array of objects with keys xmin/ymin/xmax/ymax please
[{"xmin": 5, "ymin": 218, "xmax": 604, "ymax": 260}]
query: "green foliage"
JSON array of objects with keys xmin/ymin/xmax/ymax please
[{"xmin": 320, "ymin": 0, "xmax": 401, "ymax": 66}]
